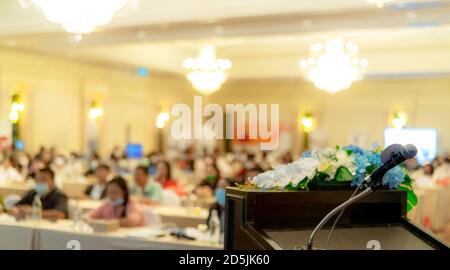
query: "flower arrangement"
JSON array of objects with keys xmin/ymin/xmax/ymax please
[{"xmin": 250, "ymin": 145, "xmax": 418, "ymax": 211}]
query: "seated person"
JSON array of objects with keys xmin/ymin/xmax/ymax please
[
  {"xmin": 195, "ymin": 161, "xmax": 221, "ymax": 198},
  {"xmin": 206, "ymin": 178, "xmax": 231, "ymax": 233},
  {"xmin": 130, "ymin": 165, "xmax": 163, "ymax": 204},
  {"xmin": 84, "ymin": 164, "xmax": 111, "ymax": 200},
  {"xmin": 87, "ymin": 176, "xmax": 144, "ymax": 227},
  {"xmin": 0, "ymin": 156, "xmax": 23, "ymax": 183},
  {"xmin": 27, "ymin": 158, "xmax": 46, "ymax": 180},
  {"xmin": 155, "ymin": 160, "xmax": 186, "ymax": 196},
  {"xmin": 9, "ymin": 167, "xmax": 68, "ymax": 219}
]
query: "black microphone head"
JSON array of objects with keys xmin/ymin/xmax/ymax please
[
  {"xmin": 381, "ymin": 144, "xmax": 404, "ymax": 164},
  {"xmin": 401, "ymin": 144, "xmax": 417, "ymax": 159}
]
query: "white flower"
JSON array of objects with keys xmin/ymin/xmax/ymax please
[
  {"xmin": 252, "ymin": 157, "xmax": 320, "ymax": 189},
  {"xmin": 318, "ymin": 149, "xmax": 356, "ymax": 179},
  {"xmin": 273, "ymin": 165, "xmax": 292, "ymax": 188},
  {"xmin": 252, "ymin": 170, "xmax": 276, "ymax": 189},
  {"xmin": 336, "ymin": 150, "xmax": 356, "ymax": 174},
  {"xmin": 290, "ymin": 158, "xmax": 320, "ymax": 186},
  {"xmin": 285, "ymin": 161, "xmax": 302, "ymax": 175},
  {"xmin": 273, "ymin": 164, "xmax": 288, "ymax": 179},
  {"xmin": 317, "ymin": 148, "xmax": 337, "ymax": 160}
]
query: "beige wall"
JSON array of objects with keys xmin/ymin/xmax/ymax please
[
  {"xmin": 1, "ymin": 47, "xmax": 450, "ymax": 157},
  {"xmin": 0, "ymin": 47, "xmax": 196, "ymax": 157},
  {"xmin": 211, "ymin": 78, "xmax": 450, "ymax": 155}
]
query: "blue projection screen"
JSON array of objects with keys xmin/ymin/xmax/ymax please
[{"xmin": 126, "ymin": 143, "xmax": 143, "ymax": 159}]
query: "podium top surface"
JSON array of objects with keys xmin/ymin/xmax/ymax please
[
  {"xmin": 227, "ymin": 186, "xmax": 400, "ymax": 194},
  {"xmin": 263, "ymin": 225, "xmax": 436, "ymax": 250}
]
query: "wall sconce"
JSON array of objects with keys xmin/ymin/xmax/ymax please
[
  {"xmin": 390, "ymin": 110, "xmax": 407, "ymax": 129},
  {"xmin": 156, "ymin": 112, "xmax": 170, "ymax": 129},
  {"xmin": 88, "ymin": 101, "xmax": 103, "ymax": 121},
  {"xmin": 299, "ymin": 113, "xmax": 317, "ymax": 133},
  {"xmin": 9, "ymin": 94, "xmax": 25, "ymax": 124}
]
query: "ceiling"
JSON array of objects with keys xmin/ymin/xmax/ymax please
[{"xmin": 1, "ymin": 0, "xmax": 450, "ymax": 79}]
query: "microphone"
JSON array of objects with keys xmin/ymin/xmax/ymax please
[
  {"xmin": 362, "ymin": 144, "xmax": 417, "ymax": 190},
  {"xmin": 304, "ymin": 144, "xmax": 417, "ymax": 250}
]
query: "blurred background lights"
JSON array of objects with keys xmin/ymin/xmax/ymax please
[
  {"xmin": 137, "ymin": 67, "xmax": 149, "ymax": 77},
  {"xmin": 19, "ymin": 0, "xmax": 136, "ymax": 34},
  {"xmin": 156, "ymin": 112, "xmax": 170, "ymax": 129}
]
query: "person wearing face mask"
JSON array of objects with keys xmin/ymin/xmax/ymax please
[
  {"xmin": 195, "ymin": 160, "xmax": 221, "ymax": 198},
  {"xmin": 27, "ymin": 158, "xmax": 46, "ymax": 180},
  {"xmin": 51, "ymin": 154, "xmax": 68, "ymax": 187},
  {"xmin": 84, "ymin": 164, "xmax": 111, "ymax": 200},
  {"xmin": 87, "ymin": 177, "xmax": 144, "ymax": 227},
  {"xmin": 9, "ymin": 167, "xmax": 68, "ymax": 219}
]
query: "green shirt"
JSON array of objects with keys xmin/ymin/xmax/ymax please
[{"xmin": 130, "ymin": 180, "xmax": 163, "ymax": 202}]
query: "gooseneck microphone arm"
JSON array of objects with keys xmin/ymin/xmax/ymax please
[
  {"xmin": 306, "ymin": 186, "xmax": 373, "ymax": 250},
  {"xmin": 305, "ymin": 144, "xmax": 418, "ymax": 250}
]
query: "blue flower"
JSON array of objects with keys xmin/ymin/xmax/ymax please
[
  {"xmin": 345, "ymin": 146, "xmax": 383, "ymax": 186},
  {"xmin": 300, "ymin": 146, "xmax": 406, "ymax": 189},
  {"xmin": 366, "ymin": 150, "xmax": 382, "ymax": 167},
  {"xmin": 301, "ymin": 151, "xmax": 312, "ymax": 158},
  {"xmin": 351, "ymin": 154, "xmax": 369, "ymax": 186},
  {"xmin": 340, "ymin": 145, "xmax": 367, "ymax": 186},
  {"xmin": 343, "ymin": 145, "xmax": 365, "ymax": 156},
  {"xmin": 383, "ymin": 166, "xmax": 405, "ymax": 189}
]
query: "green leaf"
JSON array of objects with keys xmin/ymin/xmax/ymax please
[
  {"xmin": 312, "ymin": 171, "xmax": 329, "ymax": 182},
  {"xmin": 297, "ymin": 177, "xmax": 310, "ymax": 190},
  {"xmin": 366, "ymin": 164, "xmax": 376, "ymax": 174},
  {"xmin": 398, "ymin": 182, "xmax": 412, "ymax": 191},
  {"xmin": 334, "ymin": 166, "xmax": 353, "ymax": 182},
  {"xmin": 285, "ymin": 182, "xmax": 297, "ymax": 191},
  {"xmin": 345, "ymin": 149, "xmax": 353, "ymax": 156},
  {"xmin": 407, "ymin": 190, "xmax": 418, "ymax": 206},
  {"xmin": 406, "ymin": 201, "xmax": 413, "ymax": 212},
  {"xmin": 398, "ymin": 176, "xmax": 418, "ymax": 211},
  {"xmin": 404, "ymin": 174, "xmax": 412, "ymax": 184}
]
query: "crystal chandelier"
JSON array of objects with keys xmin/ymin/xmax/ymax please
[
  {"xmin": 366, "ymin": 0, "xmax": 395, "ymax": 8},
  {"xmin": 20, "ymin": 0, "xmax": 132, "ymax": 34},
  {"xmin": 183, "ymin": 45, "xmax": 232, "ymax": 96},
  {"xmin": 299, "ymin": 39, "xmax": 368, "ymax": 94}
]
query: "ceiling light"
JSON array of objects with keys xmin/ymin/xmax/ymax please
[
  {"xmin": 20, "ymin": 0, "xmax": 136, "ymax": 34},
  {"xmin": 299, "ymin": 39, "xmax": 368, "ymax": 94},
  {"xmin": 366, "ymin": 0, "xmax": 395, "ymax": 8},
  {"xmin": 183, "ymin": 45, "xmax": 232, "ymax": 95}
]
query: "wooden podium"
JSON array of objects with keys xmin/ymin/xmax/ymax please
[{"xmin": 224, "ymin": 187, "xmax": 448, "ymax": 250}]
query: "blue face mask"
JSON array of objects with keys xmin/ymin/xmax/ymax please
[
  {"xmin": 109, "ymin": 197, "xmax": 125, "ymax": 206},
  {"xmin": 215, "ymin": 188, "xmax": 226, "ymax": 207},
  {"xmin": 34, "ymin": 183, "xmax": 49, "ymax": 195},
  {"xmin": 148, "ymin": 165, "xmax": 157, "ymax": 176}
]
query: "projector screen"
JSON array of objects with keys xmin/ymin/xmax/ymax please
[
  {"xmin": 384, "ymin": 128, "xmax": 438, "ymax": 165},
  {"xmin": 126, "ymin": 143, "xmax": 143, "ymax": 159}
]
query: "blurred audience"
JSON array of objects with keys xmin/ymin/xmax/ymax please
[
  {"xmin": 87, "ymin": 176, "xmax": 144, "ymax": 227},
  {"xmin": 130, "ymin": 165, "xmax": 163, "ymax": 204},
  {"xmin": 206, "ymin": 178, "xmax": 231, "ymax": 233},
  {"xmin": 0, "ymin": 156, "xmax": 22, "ymax": 183},
  {"xmin": 155, "ymin": 160, "xmax": 186, "ymax": 196},
  {"xmin": 84, "ymin": 164, "xmax": 111, "ymax": 200},
  {"xmin": 9, "ymin": 167, "xmax": 68, "ymax": 219},
  {"xmin": 195, "ymin": 160, "xmax": 222, "ymax": 198}
]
